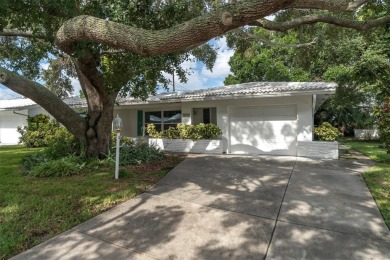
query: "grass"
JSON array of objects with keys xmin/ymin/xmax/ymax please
[
  {"xmin": 0, "ymin": 145, "xmax": 184, "ymax": 259},
  {"xmin": 343, "ymin": 140, "xmax": 390, "ymax": 229}
]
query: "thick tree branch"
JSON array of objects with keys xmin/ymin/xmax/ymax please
[
  {"xmin": 0, "ymin": 29, "xmax": 47, "ymax": 39},
  {"xmin": 55, "ymin": 0, "xmax": 295, "ymax": 56},
  {"xmin": 252, "ymin": 14, "xmax": 390, "ymax": 32},
  {"xmin": 0, "ymin": 67, "xmax": 86, "ymax": 139},
  {"xmin": 55, "ymin": 0, "xmax": 388, "ymax": 57}
]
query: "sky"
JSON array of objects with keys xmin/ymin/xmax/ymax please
[{"xmin": 0, "ymin": 38, "xmax": 234, "ymax": 100}]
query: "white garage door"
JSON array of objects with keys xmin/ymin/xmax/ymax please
[
  {"xmin": 0, "ymin": 115, "xmax": 24, "ymax": 144},
  {"xmin": 229, "ymin": 105, "xmax": 297, "ymax": 155}
]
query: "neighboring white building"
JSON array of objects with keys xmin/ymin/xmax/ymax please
[{"xmin": 0, "ymin": 82, "xmax": 337, "ymax": 157}]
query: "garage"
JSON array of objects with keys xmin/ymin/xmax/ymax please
[{"xmin": 229, "ymin": 105, "xmax": 298, "ymax": 155}]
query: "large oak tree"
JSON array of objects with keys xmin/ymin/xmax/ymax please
[{"xmin": 1, "ymin": 0, "xmax": 389, "ymax": 158}]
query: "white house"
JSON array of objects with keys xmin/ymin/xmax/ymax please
[{"xmin": 0, "ymin": 82, "xmax": 337, "ymax": 158}]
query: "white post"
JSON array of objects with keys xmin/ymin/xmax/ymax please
[{"xmin": 115, "ymin": 131, "xmax": 120, "ymax": 180}]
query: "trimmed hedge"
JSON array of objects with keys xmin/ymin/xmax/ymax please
[{"xmin": 146, "ymin": 123, "xmax": 222, "ymax": 140}]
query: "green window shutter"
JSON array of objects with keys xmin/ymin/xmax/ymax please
[{"xmin": 137, "ymin": 110, "xmax": 143, "ymax": 136}]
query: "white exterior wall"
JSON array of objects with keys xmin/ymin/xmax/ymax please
[
  {"xmin": 28, "ymin": 106, "xmax": 51, "ymax": 117},
  {"xmin": 354, "ymin": 129, "xmax": 379, "ymax": 140},
  {"xmin": 149, "ymin": 138, "xmax": 223, "ymax": 154},
  {"xmin": 181, "ymin": 95, "xmax": 313, "ymax": 154},
  {"xmin": 0, "ymin": 110, "xmax": 28, "ymax": 144},
  {"xmin": 298, "ymin": 141, "xmax": 339, "ymax": 159},
  {"xmin": 115, "ymin": 109, "xmax": 137, "ymax": 137}
]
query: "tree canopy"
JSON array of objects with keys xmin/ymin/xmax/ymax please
[{"xmin": 1, "ymin": 0, "xmax": 390, "ymax": 157}]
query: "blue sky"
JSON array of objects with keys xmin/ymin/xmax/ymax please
[{"xmin": 0, "ymin": 38, "xmax": 234, "ymax": 100}]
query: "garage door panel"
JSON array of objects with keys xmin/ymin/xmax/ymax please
[{"xmin": 229, "ymin": 105, "xmax": 297, "ymax": 156}]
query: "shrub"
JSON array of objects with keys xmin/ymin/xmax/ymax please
[
  {"xmin": 17, "ymin": 114, "xmax": 80, "ymax": 149},
  {"xmin": 314, "ymin": 122, "xmax": 341, "ymax": 141},
  {"xmin": 196, "ymin": 123, "xmax": 222, "ymax": 139},
  {"xmin": 119, "ymin": 141, "xmax": 165, "ymax": 165},
  {"xmin": 146, "ymin": 124, "xmax": 162, "ymax": 138},
  {"xmin": 111, "ymin": 132, "xmax": 134, "ymax": 146},
  {"xmin": 146, "ymin": 123, "xmax": 222, "ymax": 140},
  {"xmin": 22, "ymin": 152, "xmax": 47, "ymax": 170},
  {"xmin": 27, "ymin": 156, "xmax": 85, "ymax": 177},
  {"xmin": 163, "ymin": 126, "xmax": 180, "ymax": 139},
  {"xmin": 18, "ymin": 114, "xmax": 82, "ymax": 160},
  {"xmin": 176, "ymin": 123, "xmax": 201, "ymax": 140}
]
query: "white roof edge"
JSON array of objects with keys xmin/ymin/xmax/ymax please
[{"xmin": 0, "ymin": 82, "xmax": 337, "ymax": 109}]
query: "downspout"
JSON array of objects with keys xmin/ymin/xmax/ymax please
[
  {"xmin": 13, "ymin": 110, "xmax": 29, "ymax": 117},
  {"xmin": 312, "ymin": 95, "xmax": 316, "ymax": 141}
]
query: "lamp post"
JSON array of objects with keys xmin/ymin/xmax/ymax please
[{"xmin": 113, "ymin": 115, "xmax": 123, "ymax": 180}]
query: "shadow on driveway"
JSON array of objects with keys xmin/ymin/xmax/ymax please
[{"xmin": 12, "ymin": 155, "xmax": 390, "ymax": 259}]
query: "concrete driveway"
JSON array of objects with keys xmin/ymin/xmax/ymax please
[{"xmin": 13, "ymin": 155, "xmax": 390, "ymax": 259}]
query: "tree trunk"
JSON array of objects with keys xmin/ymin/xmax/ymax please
[
  {"xmin": 83, "ymin": 98, "xmax": 115, "ymax": 158},
  {"xmin": 0, "ymin": 66, "xmax": 116, "ymax": 159},
  {"xmin": 73, "ymin": 56, "xmax": 117, "ymax": 158}
]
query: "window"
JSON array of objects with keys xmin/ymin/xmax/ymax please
[
  {"xmin": 192, "ymin": 107, "xmax": 217, "ymax": 125},
  {"xmin": 163, "ymin": 110, "xmax": 181, "ymax": 129},
  {"xmin": 145, "ymin": 110, "xmax": 181, "ymax": 134}
]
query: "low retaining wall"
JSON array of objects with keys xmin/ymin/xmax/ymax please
[
  {"xmin": 354, "ymin": 129, "xmax": 379, "ymax": 140},
  {"xmin": 298, "ymin": 141, "xmax": 339, "ymax": 159},
  {"xmin": 149, "ymin": 138, "xmax": 223, "ymax": 154}
]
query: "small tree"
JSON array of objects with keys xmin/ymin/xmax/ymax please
[{"xmin": 376, "ymin": 97, "xmax": 390, "ymax": 153}]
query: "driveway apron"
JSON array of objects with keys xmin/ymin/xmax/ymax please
[{"xmin": 12, "ymin": 155, "xmax": 390, "ymax": 259}]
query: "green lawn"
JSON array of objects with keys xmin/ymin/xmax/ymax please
[
  {"xmin": 343, "ymin": 141, "xmax": 390, "ymax": 229},
  {"xmin": 0, "ymin": 145, "xmax": 183, "ymax": 259}
]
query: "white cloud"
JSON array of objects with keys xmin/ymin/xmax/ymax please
[
  {"xmin": 201, "ymin": 38, "xmax": 234, "ymax": 78},
  {"xmin": 70, "ymin": 77, "xmax": 82, "ymax": 96},
  {"xmin": 163, "ymin": 37, "xmax": 234, "ymax": 92},
  {"xmin": 0, "ymin": 86, "xmax": 22, "ymax": 100}
]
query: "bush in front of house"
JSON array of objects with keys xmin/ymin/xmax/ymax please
[
  {"xmin": 314, "ymin": 122, "xmax": 342, "ymax": 141},
  {"xmin": 111, "ymin": 131, "xmax": 134, "ymax": 146},
  {"xmin": 146, "ymin": 123, "xmax": 222, "ymax": 140},
  {"xmin": 17, "ymin": 114, "xmax": 80, "ymax": 152},
  {"xmin": 119, "ymin": 141, "xmax": 165, "ymax": 165}
]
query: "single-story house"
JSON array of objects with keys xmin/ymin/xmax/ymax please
[{"xmin": 0, "ymin": 82, "xmax": 338, "ymax": 158}]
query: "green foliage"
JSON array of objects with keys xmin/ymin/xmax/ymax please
[
  {"xmin": 344, "ymin": 140, "xmax": 390, "ymax": 228},
  {"xmin": 146, "ymin": 124, "xmax": 163, "ymax": 138},
  {"xmin": 119, "ymin": 142, "xmax": 165, "ymax": 165},
  {"xmin": 0, "ymin": 145, "xmax": 182, "ymax": 259},
  {"xmin": 17, "ymin": 114, "xmax": 79, "ymax": 151},
  {"xmin": 375, "ymin": 97, "xmax": 390, "ymax": 153},
  {"xmin": 164, "ymin": 126, "xmax": 180, "ymax": 139},
  {"xmin": 147, "ymin": 123, "xmax": 222, "ymax": 140},
  {"xmin": 111, "ymin": 132, "xmax": 134, "ymax": 146},
  {"xmin": 193, "ymin": 123, "xmax": 223, "ymax": 139},
  {"xmin": 224, "ymin": 31, "xmax": 311, "ymax": 85},
  {"xmin": 27, "ymin": 156, "xmax": 85, "ymax": 177},
  {"xmin": 176, "ymin": 123, "xmax": 202, "ymax": 140},
  {"xmin": 314, "ymin": 122, "xmax": 341, "ymax": 141},
  {"xmin": 1, "ymin": 0, "xmax": 222, "ymax": 99},
  {"xmin": 22, "ymin": 152, "xmax": 47, "ymax": 170},
  {"xmin": 226, "ymin": 9, "xmax": 389, "ymax": 137}
]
